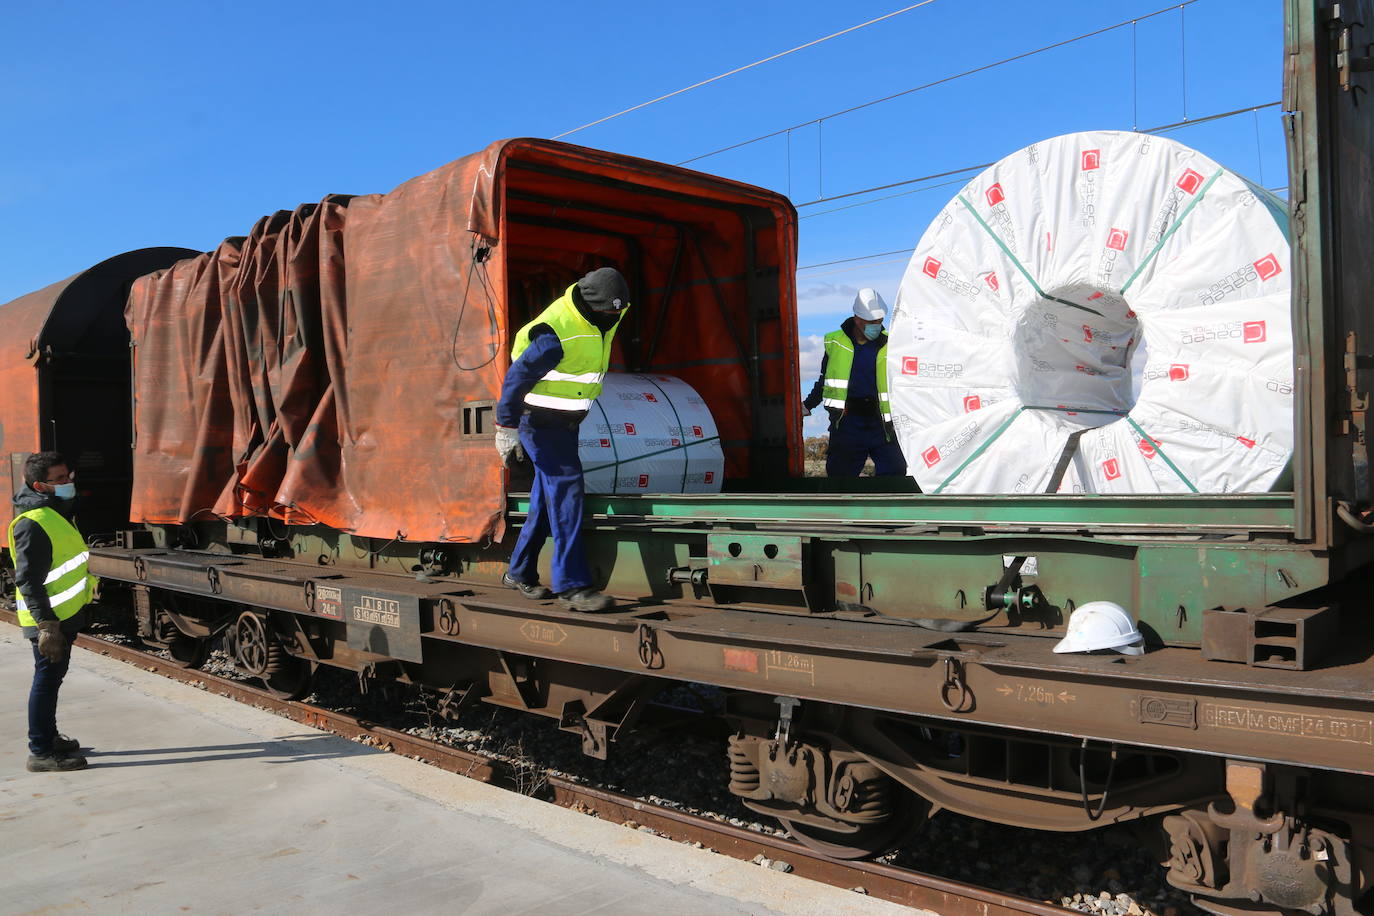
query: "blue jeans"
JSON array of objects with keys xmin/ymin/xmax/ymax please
[
  {"xmin": 507, "ymin": 420, "xmax": 594, "ymax": 594},
  {"xmin": 28, "ymin": 634, "xmax": 72, "ymax": 756}
]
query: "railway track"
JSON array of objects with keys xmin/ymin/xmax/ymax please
[{"xmin": 5, "ymin": 612, "xmax": 1068, "ymax": 916}]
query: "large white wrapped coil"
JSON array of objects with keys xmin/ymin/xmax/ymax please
[
  {"xmin": 578, "ymin": 373, "xmax": 725, "ymax": 494},
  {"xmin": 887, "ymin": 130, "xmax": 1292, "ymax": 494}
]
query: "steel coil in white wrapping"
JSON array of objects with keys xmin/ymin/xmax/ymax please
[
  {"xmin": 887, "ymin": 130, "xmax": 1292, "ymax": 495},
  {"xmin": 578, "ymin": 373, "xmax": 725, "ymax": 494}
]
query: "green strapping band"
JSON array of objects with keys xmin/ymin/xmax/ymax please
[
  {"xmin": 933, "ymin": 407, "xmax": 1025, "ymax": 494},
  {"xmin": 1124, "ymin": 417, "xmax": 1198, "ymax": 493},
  {"xmin": 1119, "ymin": 168, "xmax": 1224, "ymax": 295},
  {"xmin": 583, "ymin": 435, "xmax": 722, "ymax": 475},
  {"xmin": 957, "ymin": 196, "xmax": 1104, "ymax": 318},
  {"xmin": 641, "ymin": 376, "xmax": 691, "ymax": 492},
  {"xmin": 590, "ymin": 398, "xmax": 624, "ymax": 494}
]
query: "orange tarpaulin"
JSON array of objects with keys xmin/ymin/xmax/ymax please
[{"xmin": 126, "ymin": 139, "xmax": 799, "ymax": 543}]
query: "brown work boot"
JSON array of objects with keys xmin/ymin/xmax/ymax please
[
  {"xmin": 558, "ymin": 587, "xmax": 614, "ymax": 613},
  {"xmin": 27, "ymin": 753, "xmax": 88, "ymax": 772}
]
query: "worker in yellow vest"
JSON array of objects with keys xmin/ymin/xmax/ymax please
[
  {"xmin": 803, "ymin": 289, "xmax": 908, "ymax": 478},
  {"xmin": 495, "ymin": 268, "xmax": 630, "ymax": 613},
  {"xmin": 9, "ymin": 452, "xmax": 94, "ymax": 772}
]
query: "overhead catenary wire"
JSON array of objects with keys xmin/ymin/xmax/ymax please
[
  {"xmin": 796, "ymin": 103, "xmax": 1286, "ymax": 271},
  {"xmin": 795, "ymin": 101, "xmax": 1280, "ymax": 217},
  {"xmin": 677, "ymin": 1, "xmax": 1201, "ymax": 167},
  {"xmin": 550, "ymin": 0, "xmax": 941, "ymax": 139}
]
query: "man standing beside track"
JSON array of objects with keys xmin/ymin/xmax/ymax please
[
  {"xmin": 804, "ymin": 288, "xmax": 908, "ymax": 478},
  {"xmin": 10, "ymin": 451, "xmax": 94, "ymax": 772},
  {"xmin": 495, "ymin": 268, "xmax": 630, "ymax": 613}
]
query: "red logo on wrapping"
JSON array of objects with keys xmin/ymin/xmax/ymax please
[
  {"xmin": 985, "ymin": 183, "xmax": 1006, "ymax": 206},
  {"xmin": 902, "ymin": 357, "xmax": 920, "ymax": 375},
  {"xmin": 1176, "ymin": 169, "xmax": 1204, "ymax": 194},
  {"xmin": 1244, "ymin": 321, "xmax": 1267, "ymax": 343},
  {"xmin": 644, "ymin": 393, "xmax": 657, "ymax": 402},
  {"xmin": 1237, "ymin": 436, "xmax": 1256, "ymax": 449},
  {"xmin": 599, "ymin": 438, "xmax": 610, "ymax": 448},
  {"xmin": 692, "ymin": 425, "xmax": 703, "ymax": 437},
  {"xmin": 637, "ymin": 474, "xmax": 649, "ymax": 487},
  {"xmin": 1088, "ymin": 291, "xmax": 1104, "ymax": 301},
  {"xmin": 923, "ymin": 257, "xmax": 941, "ymax": 279},
  {"xmin": 1103, "ymin": 458, "xmax": 1122, "ymax": 481},
  {"xmin": 1169, "ymin": 364, "xmax": 1190, "ymax": 381},
  {"xmin": 671, "ymin": 438, "xmax": 680, "ymax": 447},
  {"xmin": 963, "ymin": 395, "xmax": 982, "ymax": 412},
  {"xmin": 984, "ymin": 272, "xmax": 1000, "ymax": 292},
  {"xmin": 1138, "ymin": 438, "xmax": 1157, "ymax": 459},
  {"xmin": 1081, "ymin": 149, "xmax": 1101, "ymax": 170},
  {"xmin": 623, "ymin": 422, "xmax": 637, "ymax": 435},
  {"xmin": 922, "ymin": 446, "xmax": 941, "ymax": 468},
  {"xmin": 1106, "ymin": 228, "xmax": 1129, "ymax": 251},
  {"xmin": 704, "ymin": 471, "xmax": 715, "ymax": 484},
  {"xmin": 1058, "ymin": 403, "xmax": 1078, "ymax": 417},
  {"xmin": 1082, "ymin": 325, "xmax": 1094, "ymax": 343},
  {"xmin": 1254, "ymin": 254, "xmax": 1282, "ymax": 281}
]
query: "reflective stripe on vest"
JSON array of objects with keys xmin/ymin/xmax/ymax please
[
  {"xmin": 7, "ymin": 507, "xmax": 92, "ymax": 627},
  {"xmin": 821, "ymin": 329, "xmax": 890, "ymax": 419},
  {"xmin": 510, "ymin": 285, "xmax": 625, "ymax": 412}
]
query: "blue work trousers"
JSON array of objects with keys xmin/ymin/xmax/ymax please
[
  {"xmin": 826, "ymin": 414, "xmax": 908, "ymax": 478},
  {"xmin": 28, "ymin": 633, "xmax": 72, "ymax": 756},
  {"xmin": 507, "ymin": 420, "xmax": 594, "ymax": 594}
]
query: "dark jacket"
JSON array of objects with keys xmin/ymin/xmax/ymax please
[{"xmin": 10, "ymin": 485, "xmax": 87, "ymax": 639}]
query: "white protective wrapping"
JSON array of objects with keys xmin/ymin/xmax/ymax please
[
  {"xmin": 578, "ymin": 373, "xmax": 725, "ymax": 495},
  {"xmin": 887, "ymin": 131, "xmax": 1293, "ymax": 494}
]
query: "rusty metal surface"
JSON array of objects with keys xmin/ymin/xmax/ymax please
[
  {"xmin": 90, "ymin": 548, "xmax": 1374, "ymax": 775},
  {"xmin": 3, "ymin": 614, "xmax": 1064, "ymax": 916},
  {"xmin": 123, "ymin": 139, "xmax": 798, "ymax": 545}
]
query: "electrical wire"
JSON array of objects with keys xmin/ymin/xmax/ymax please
[
  {"xmin": 551, "ymin": 0, "xmax": 942, "ymax": 139},
  {"xmin": 677, "ymin": 1, "xmax": 1201, "ymax": 166}
]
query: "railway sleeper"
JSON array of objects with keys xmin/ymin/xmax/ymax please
[{"xmin": 96, "ymin": 583, "xmax": 1374, "ymax": 913}]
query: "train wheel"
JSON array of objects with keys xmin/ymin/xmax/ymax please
[
  {"xmin": 264, "ymin": 655, "xmax": 314, "ymax": 702},
  {"xmin": 777, "ymin": 793, "xmax": 924, "ymax": 860},
  {"xmin": 167, "ymin": 635, "xmax": 210, "ymax": 669}
]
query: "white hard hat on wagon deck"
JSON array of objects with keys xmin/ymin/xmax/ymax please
[{"xmin": 1053, "ymin": 601, "xmax": 1145, "ymax": 655}]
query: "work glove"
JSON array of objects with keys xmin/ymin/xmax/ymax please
[
  {"xmin": 36, "ymin": 620, "xmax": 68, "ymax": 665},
  {"xmin": 495, "ymin": 425, "xmax": 525, "ymax": 467}
]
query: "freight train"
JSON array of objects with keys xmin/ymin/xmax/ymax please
[{"xmin": 2, "ymin": 2, "xmax": 1371, "ymax": 913}]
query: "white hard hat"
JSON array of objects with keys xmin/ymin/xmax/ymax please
[
  {"xmin": 852, "ymin": 288, "xmax": 887, "ymax": 320},
  {"xmin": 1052, "ymin": 601, "xmax": 1145, "ymax": 655}
]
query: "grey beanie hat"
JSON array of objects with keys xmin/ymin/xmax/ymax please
[{"xmin": 576, "ymin": 267, "xmax": 630, "ymax": 312}]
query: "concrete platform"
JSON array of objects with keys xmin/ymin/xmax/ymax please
[{"xmin": 0, "ymin": 626, "xmax": 917, "ymax": 916}]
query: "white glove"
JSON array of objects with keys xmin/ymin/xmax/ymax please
[{"xmin": 495, "ymin": 425, "xmax": 525, "ymax": 467}]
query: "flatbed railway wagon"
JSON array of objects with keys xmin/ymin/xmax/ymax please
[{"xmin": 3, "ymin": 1, "xmax": 1373, "ymax": 912}]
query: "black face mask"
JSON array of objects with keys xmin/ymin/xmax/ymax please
[{"xmin": 587, "ymin": 308, "xmax": 622, "ymax": 331}]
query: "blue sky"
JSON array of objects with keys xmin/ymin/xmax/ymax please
[{"xmin": 2, "ymin": 1, "xmax": 1284, "ymax": 434}]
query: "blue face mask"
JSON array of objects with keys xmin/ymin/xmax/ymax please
[
  {"xmin": 52, "ymin": 482, "xmax": 76, "ymax": 500},
  {"xmin": 862, "ymin": 323, "xmax": 882, "ymax": 341}
]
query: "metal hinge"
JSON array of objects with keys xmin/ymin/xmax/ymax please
[
  {"xmin": 1341, "ymin": 331, "xmax": 1370, "ymax": 436},
  {"xmin": 1332, "ymin": 5, "xmax": 1374, "ymax": 93}
]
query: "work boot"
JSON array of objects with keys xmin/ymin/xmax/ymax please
[
  {"xmin": 502, "ymin": 573, "xmax": 552, "ymax": 600},
  {"xmin": 26, "ymin": 753, "xmax": 88, "ymax": 773},
  {"xmin": 558, "ymin": 587, "xmax": 615, "ymax": 613},
  {"xmin": 53, "ymin": 734, "xmax": 80, "ymax": 753}
]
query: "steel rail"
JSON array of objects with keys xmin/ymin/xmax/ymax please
[{"xmin": 2, "ymin": 613, "xmax": 1068, "ymax": 916}]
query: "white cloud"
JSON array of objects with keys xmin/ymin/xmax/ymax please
[{"xmin": 798, "ymin": 333, "xmax": 830, "ymax": 437}]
